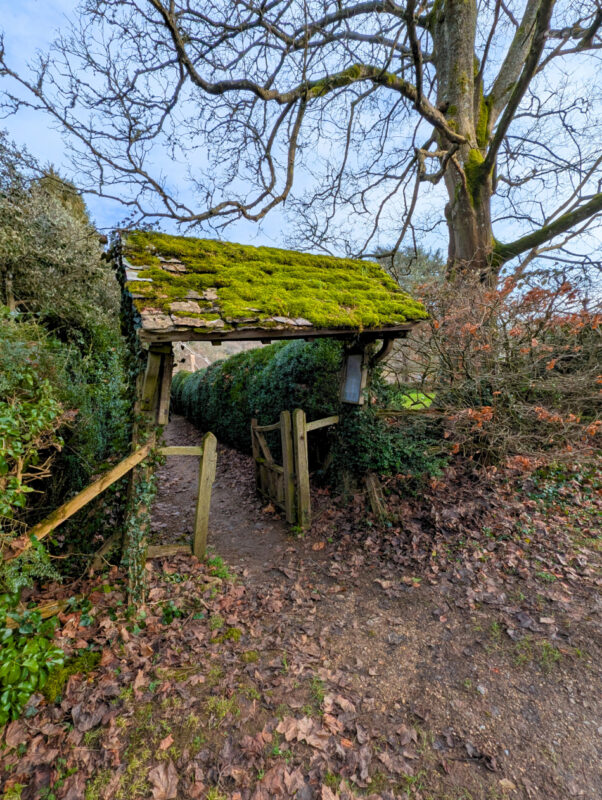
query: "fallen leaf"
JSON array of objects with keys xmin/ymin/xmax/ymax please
[
  {"xmin": 397, "ymin": 724, "xmax": 417, "ymax": 746},
  {"xmin": 4, "ymin": 721, "xmax": 27, "ymax": 748},
  {"xmin": 133, "ymin": 668, "xmax": 146, "ymax": 697},
  {"xmin": 159, "ymin": 734, "xmax": 174, "ymax": 751},
  {"xmin": 149, "ymin": 760, "xmax": 178, "ymax": 799},
  {"xmin": 72, "ymin": 702, "xmax": 108, "ymax": 732}
]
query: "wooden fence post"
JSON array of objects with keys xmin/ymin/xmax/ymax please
[
  {"xmin": 292, "ymin": 409, "xmax": 311, "ymax": 529},
  {"xmin": 250, "ymin": 418, "xmax": 260, "ymax": 482},
  {"xmin": 193, "ymin": 432, "xmax": 218, "ymax": 559},
  {"xmin": 280, "ymin": 410, "xmax": 295, "ymax": 524}
]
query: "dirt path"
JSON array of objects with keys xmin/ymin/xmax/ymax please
[
  {"xmin": 144, "ymin": 416, "xmax": 602, "ymax": 800},
  {"xmin": 151, "ymin": 415, "xmax": 328, "ymax": 580}
]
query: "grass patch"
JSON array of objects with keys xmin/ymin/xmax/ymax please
[
  {"xmin": 514, "ymin": 637, "xmax": 562, "ymax": 672},
  {"xmin": 207, "ymin": 555, "xmax": 235, "ymax": 581},
  {"xmin": 84, "ymin": 770, "xmax": 112, "ymax": 800},
  {"xmin": 206, "ymin": 695, "xmax": 240, "ymax": 725},
  {"xmin": 215, "ymin": 626, "xmax": 242, "ymax": 643},
  {"xmin": 241, "ymin": 650, "xmax": 259, "ymax": 664}
]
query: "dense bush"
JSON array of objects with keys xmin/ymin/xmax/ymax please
[
  {"xmin": 394, "ymin": 270, "xmax": 602, "ymax": 464},
  {"xmin": 0, "ymin": 309, "xmax": 131, "ymax": 584},
  {"xmin": 331, "ymin": 408, "xmax": 447, "ymax": 480},
  {"xmin": 0, "ymin": 311, "xmax": 65, "ymax": 523},
  {"xmin": 172, "ymin": 339, "xmax": 343, "ymax": 453},
  {"xmin": 0, "ymin": 133, "xmax": 132, "ymax": 589}
]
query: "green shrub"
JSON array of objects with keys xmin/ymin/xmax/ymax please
[
  {"xmin": 0, "ymin": 310, "xmax": 65, "ymax": 521},
  {"xmin": 330, "ymin": 407, "xmax": 447, "ymax": 480},
  {"xmin": 44, "ymin": 321, "xmax": 131, "ymax": 503},
  {"xmin": 0, "ymin": 308, "xmax": 131, "ymax": 587},
  {"xmin": 0, "ymin": 595, "xmax": 64, "ymax": 725}
]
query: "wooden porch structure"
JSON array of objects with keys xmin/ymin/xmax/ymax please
[{"xmin": 113, "ymin": 230, "xmax": 426, "ymax": 590}]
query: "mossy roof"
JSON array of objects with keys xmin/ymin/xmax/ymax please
[{"xmin": 119, "ymin": 230, "xmax": 427, "ymax": 341}]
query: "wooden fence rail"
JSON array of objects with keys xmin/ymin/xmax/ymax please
[
  {"xmin": 5, "ymin": 433, "xmax": 217, "ymax": 563},
  {"xmin": 5, "ymin": 441, "xmax": 155, "ymax": 561}
]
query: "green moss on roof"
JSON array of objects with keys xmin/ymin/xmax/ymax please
[{"xmin": 123, "ymin": 230, "xmax": 427, "ymax": 329}]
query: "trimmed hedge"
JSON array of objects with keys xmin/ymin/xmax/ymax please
[
  {"xmin": 329, "ymin": 407, "xmax": 447, "ymax": 480},
  {"xmin": 172, "ymin": 339, "xmax": 343, "ymax": 454},
  {"xmin": 172, "ymin": 339, "xmax": 448, "ymax": 482}
]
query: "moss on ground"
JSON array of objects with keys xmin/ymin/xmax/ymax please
[
  {"xmin": 43, "ymin": 650, "xmax": 102, "ymax": 704},
  {"xmin": 123, "ymin": 231, "xmax": 427, "ymax": 329}
]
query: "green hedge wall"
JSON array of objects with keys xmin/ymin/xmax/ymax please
[
  {"xmin": 172, "ymin": 339, "xmax": 448, "ymax": 482},
  {"xmin": 172, "ymin": 339, "xmax": 343, "ymax": 454}
]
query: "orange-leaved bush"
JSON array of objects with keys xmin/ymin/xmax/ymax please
[{"xmin": 390, "ymin": 269, "xmax": 601, "ymax": 465}]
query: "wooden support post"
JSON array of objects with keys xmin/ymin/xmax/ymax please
[
  {"xmin": 292, "ymin": 409, "xmax": 311, "ymax": 529},
  {"xmin": 280, "ymin": 410, "xmax": 295, "ymax": 524},
  {"xmin": 193, "ymin": 432, "xmax": 217, "ymax": 559},
  {"xmin": 140, "ymin": 350, "xmax": 162, "ymax": 415},
  {"xmin": 157, "ymin": 350, "xmax": 174, "ymax": 425}
]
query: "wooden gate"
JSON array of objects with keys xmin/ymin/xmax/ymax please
[
  {"xmin": 251, "ymin": 410, "xmax": 338, "ymax": 529},
  {"xmin": 251, "ymin": 411, "xmax": 295, "ymax": 524}
]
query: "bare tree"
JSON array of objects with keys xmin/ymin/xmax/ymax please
[{"xmin": 1, "ymin": 0, "xmax": 601, "ymax": 279}]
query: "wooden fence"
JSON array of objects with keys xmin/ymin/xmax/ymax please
[
  {"xmin": 4, "ymin": 432, "xmax": 217, "ymax": 565},
  {"xmin": 251, "ymin": 410, "xmax": 338, "ymax": 529}
]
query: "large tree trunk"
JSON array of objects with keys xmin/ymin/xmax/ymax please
[
  {"xmin": 432, "ymin": 0, "xmax": 495, "ymax": 281},
  {"xmin": 444, "ymin": 167, "xmax": 494, "ymax": 280}
]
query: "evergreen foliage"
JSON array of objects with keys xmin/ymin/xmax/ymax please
[
  {"xmin": 0, "ymin": 134, "xmax": 132, "ymax": 587},
  {"xmin": 172, "ymin": 339, "xmax": 343, "ymax": 454},
  {"xmin": 0, "ymin": 597, "xmax": 64, "ymax": 725},
  {"xmin": 330, "ymin": 407, "xmax": 447, "ymax": 480}
]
